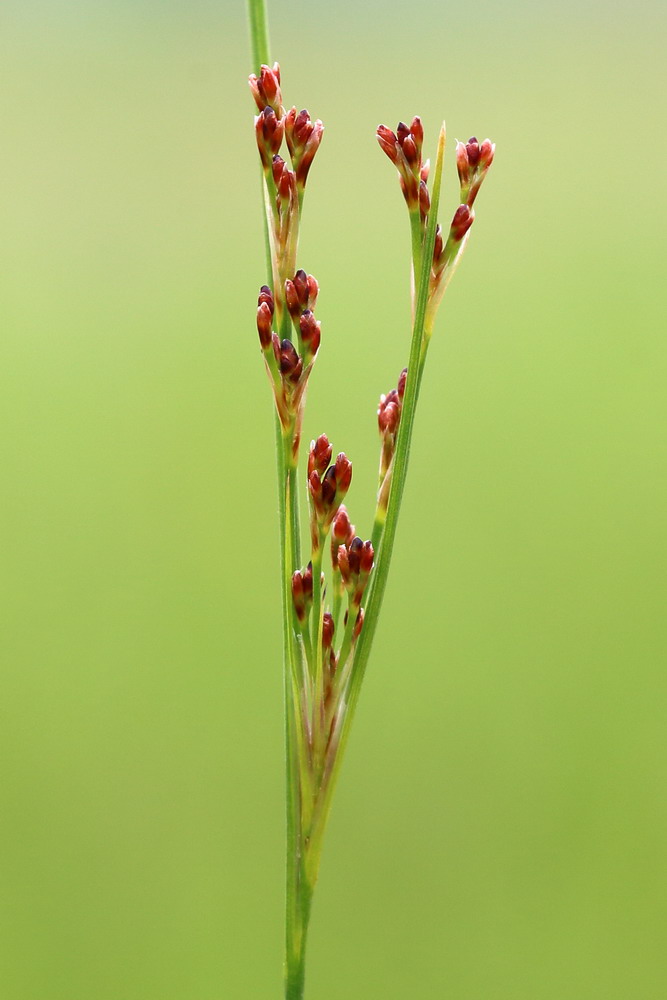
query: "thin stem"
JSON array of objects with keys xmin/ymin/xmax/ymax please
[
  {"xmin": 247, "ymin": 0, "xmax": 270, "ymax": 71},
  {"xmin": 247, "ymin": 2, "xmax": 312, "ymax": 996},
  {"xmin": 312, "ymin": 124, "xmax": 448, "ymax": 838}
]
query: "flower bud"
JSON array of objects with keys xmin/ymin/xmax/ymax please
[
  {"xmin": 308, "ymin": 434, "xmax": 332, "ymax": 478},
  {"xmin": 248, "ymin": 62, "xmax": 283, "ymax": 114}
]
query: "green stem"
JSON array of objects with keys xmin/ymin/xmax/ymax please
[
  {"xmin": 247, "ymin": 2, "xmax": 312, "ymax": 996},
  {"xmin": 311, "ymin": 124, "xmax": 448, "ymax": 842},
  {"xmin": 247, "ymin": 0, "xmax": 270, "ymax": 72}
]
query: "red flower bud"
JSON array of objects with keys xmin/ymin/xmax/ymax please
[{"xmin": 308, "ymin": 434, "xmax": 332, "ymax": 478}]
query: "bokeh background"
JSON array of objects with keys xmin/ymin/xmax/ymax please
[{"xmin": 2, "ymin": 0, "xmax": 666, "ymax": 997}]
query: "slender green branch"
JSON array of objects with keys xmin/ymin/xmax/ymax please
[{"xmin": 314, "ymin": 125, "xmax": 447, "ymax": 824}]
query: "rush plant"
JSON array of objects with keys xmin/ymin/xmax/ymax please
[{"xmin": 246, "ymin": 1, "xmax": 494, "ymax": 995}]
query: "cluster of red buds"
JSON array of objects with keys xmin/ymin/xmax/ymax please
[
  {"xmin": 285, "ymin": 268, "xmax": 321, "ymax": 362},
  {"xmin": 375, "ymin": 367, "xmax": 408, "ymax": 516},
  {"xmin": 284, "ymin": 108, "xmax": 324, "ymax": 190},
  {"xmin": 456, "ymin": 136, "xmax": 495, "ymax": 208},
  {"xmin": 378, "ymin": 368, "xmax": 407, "ymax": 477},
  {"xmin": 256, "ymin": 283, "xmax": 321, "ymax": 440},
  {"xmin": 330, "ymin": 505, "xmax": 355, "ymax": 571},
  {"xmin": 250, "ymin": 63, "xmax": 324, "ymax": 300},
  {"xmin": 337, "ymin": 536, "xmax": 374, "ymax": 607},
  {"xmin": 376, "ymin": 118, "xmax": 430, "ymax": 219},
  {"xmin": 307, "ymin": 435, "xmax": 353, "ymax": 542}
]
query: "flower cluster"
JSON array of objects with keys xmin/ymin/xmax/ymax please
[
  {"xmin": 376, "ymin": 367, "xmax": 408, "ymax": 515},
  {"xmin": 376, "ymin": 118, "xmax": 430, "ymax": 218},
  {"xmin": 250, "ymin": 63, "xmax": 323, "ymax": 303}
]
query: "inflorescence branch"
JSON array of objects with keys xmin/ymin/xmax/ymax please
[{"xmin": 249, "ymin": 54, "xmax": 494, "ymax": 1000}]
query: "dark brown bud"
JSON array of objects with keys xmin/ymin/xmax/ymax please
[
  {"xmin": 279, "ymin": 338, "xmax": 300, "ymax": 378},
  {"xmin": 255, "ymin": 107, "xmax": 284, "ymax": 170},
  {"xmin": 450, "ymin": 204, "xmax": 474, "ymax": 242},
  {"xmin": 321, "ymin": 466, "xmax": 337, "ymax": 506},
  {"xmin": 256, "ymin": 301, "xmax": 273, "ymax": 350},
  {"xmin": 322, "ymin": 612, "xmax": 335, "ymax": 650},
  {"xmin": 360, "ymin": 540, "xmax": 374, "ymax": 574},
  {"xmin": 291, "ymin": 571, "xmax": 306, "ymax": 621},
  {"xmin": 285, "ymin": 270, "xmax": 319, "ymax": 319},
  {"xmin": 466, "ymin": 136, "xmax": 480, "ymax": 166},
  {"xmin": 308, "ymin": 434, "xmax": 332, "ymax": 478},
  {"xmin": 396, "ymin": 121, "xmax": 410, "ymax": 143},
  {"xmin": 258, "ymin": 285, "xmax": 274, "ymax": 312},
  {"xmin": 348, "ymin": 536, "xmax": 363, "ymax": 575}
]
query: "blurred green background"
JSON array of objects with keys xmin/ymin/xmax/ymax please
[{"xmin": 2, "ymin": 0, "xmax": 666, "ymax": 997}]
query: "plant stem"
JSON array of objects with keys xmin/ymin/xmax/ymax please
[
  {"xmin": 247, "ymin": 0, "xmax": 271, "ymax": 74},
  {"xmin": 313, "ymin": 125, "xmax": 448, "ymax": 839},
  {"xmin": 247, "ymin": 3, "xmax": 313, "ymax": 995}
]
